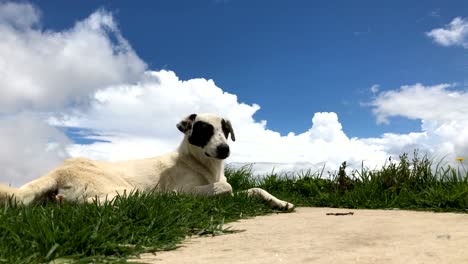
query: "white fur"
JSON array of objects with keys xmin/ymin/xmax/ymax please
[{"xmin": 0, "ymin": 113, "xmax": 294, "ymax": 210}]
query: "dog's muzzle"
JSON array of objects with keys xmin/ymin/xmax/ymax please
[{"xmin": 216, "ymin": 144, "xmax": 230, "ymax": 159}]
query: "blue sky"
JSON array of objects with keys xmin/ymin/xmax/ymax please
[{"xmin": 34, "ymin": 0, "xmax": 468, "ymax": 137}]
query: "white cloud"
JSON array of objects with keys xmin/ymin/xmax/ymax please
[
  {"xmin": 0, "ymin": 2, "xmax": 146, "ymax": 186},
  {"xmin": 370, "ymin": 84, "xmax": 379, "ymax": 94},
  {"xmin": 371, "ymin": 83, "xmax": 466, "ymax": 124},
  {"xmin": 56, "ymin": 72, "xmax": 391, "ymax": 176},
  {"xmin": 49, "ymin": 70, "xmax": 260, "ymax": 140},
  {"xmin": 0, "ymin": 2, "xmax": 146, "ymax": 113},
  {"xmin": 67, "ymin": 135, "xmax": 177, "ymax": 162},
  {"xmin": 61, "ymin": 77, "xmax": 468, "ymax": 177},
  {"xmin": 427, "ymin": 17, "xmax": 468, "ymax": 48},
  {"xmin": 370, "ymin": 83, "xmax": 468, "ymax": 161},
  {"xmin": 0, "ymin": 2, "xmax": 40, "ymax": 29},
  {"xmin": 0, "ymin": 113, "xmax": 70, "ymax": 186}
]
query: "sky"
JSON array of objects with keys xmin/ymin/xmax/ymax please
[{"xmin": 1, "ymin": 0, "xmax": 467, "ymax": 186}]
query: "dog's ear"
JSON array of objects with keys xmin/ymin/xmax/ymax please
[
  {"xmin": 177, "ymin": 114, "xmax": 197, "ymax": 133},
  {"xmin": 221, "ymin": 119, "xmax": 236, "ymax": 141}
]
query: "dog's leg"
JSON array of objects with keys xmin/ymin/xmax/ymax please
[
  {"xmin": 245, "ymin": 188, "xmax": 294, "ymax": 211},
  {"xmin": 193, "ymin": 183, "xmax": 294, "ymax": 211},
  {"xmin": 193, "ymin": 182, "xmax": 233, "ymax": 196}
]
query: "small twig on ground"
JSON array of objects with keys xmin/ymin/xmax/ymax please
[{"xmin": 326, "ymin": 212, "xmax": 354, "ymax": 216}]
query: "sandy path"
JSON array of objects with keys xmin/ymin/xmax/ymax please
[{"xmin": 135, "ymin": 207, "xmax": 468, "ymax": 264}]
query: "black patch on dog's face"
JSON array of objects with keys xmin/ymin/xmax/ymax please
[
  {"xmin": 188, "ymin": 121, "xmax": 214, "ymax": 147},
  {"xmin": 221, "ymin": 119, "xmax": 230, "ymax": 139}
]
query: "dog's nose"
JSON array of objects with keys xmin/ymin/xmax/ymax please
[{"xmin": 216, "ymin": 144, "xmax": 230, "ymax": 159}]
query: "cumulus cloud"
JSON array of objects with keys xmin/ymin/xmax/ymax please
[
  {"xmin": 54, "ymin": 75, "xmax": 468, "ymax": 178},
  {"xmin": 427, "ymin": 17, "xmax": 468, "ymax": 48},
  {"xmin": 0, "ymin": 1, "xmax": 41, "ymax": 29},
  {"xmin": 0, "ymin": 2, "xmax": 146, "ymax": 113},
  {"xmin": 370, "ymin": 83, "xmax": 465, "ymax": 124},
  {"xmin": 49, "ymin": 71, "xmax": 259, "ymax": 140},
  {"xmin": 0, "ymin": 113, "xmax": 70, "ymax": 186},
  {"xmin": 0, "ymin": 2, "xmax": 146, "ymax": 186},
  {"xmin": 370, "ymin": 83, "xmax": 468, "ymax": 160},
  {"xmin": 54, "ymin": 71, "xmax": 391, "ymax": 175}
]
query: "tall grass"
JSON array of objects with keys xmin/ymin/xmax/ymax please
[
  {"xmin": 231, "ymin": 153, "xmax": 468, "ymax": 212},
  {"xmin": 0, "ymin": 153, "xmax": 467, "ymax": 262}
]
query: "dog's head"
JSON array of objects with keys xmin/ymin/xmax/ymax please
[{"xmin": 177, "ymin": 113, "xmax": 235, "ymax": 159}]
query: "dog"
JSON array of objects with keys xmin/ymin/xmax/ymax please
[{"xmin": 0, "ymin": 113, "xmax": 294, "ymax": 210}]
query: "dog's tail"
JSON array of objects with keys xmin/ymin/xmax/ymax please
[
  {"xmin": 19, "ymin": 174, "xmax": 59, "ymax": 205},
  {"xmin": 0, "ymin": 184, "xmax": 20, "ymax": 205},
  {"xmin": 0, "ymin": 174, "xmax": 58, "ymax": 206}
]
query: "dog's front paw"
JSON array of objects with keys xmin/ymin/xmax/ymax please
[
  {"xmin": 213, "ymin": 182, "xmax": 233, "ymax": 196},
  {"xmin": 274, "ymin": 200, "xmax": 295, "ymax": 211}
]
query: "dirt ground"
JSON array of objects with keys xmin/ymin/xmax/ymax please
[{"xmin": 134, "ymin": 207, "xmax": 468, "ymax": 264}]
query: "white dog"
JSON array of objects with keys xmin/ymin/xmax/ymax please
[{"xmin": 0, "ymin": 113, "xmax": 293, "ymax": 210}]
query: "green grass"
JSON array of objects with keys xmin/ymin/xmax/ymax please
[
  {"xmin": 1, "ymin": 152, "xmax": 467, "ymax": 263},
  {"xmin": 238, "ymin": 152, "xmax": 468, "ymax": 212},
  {"xmin": 0, "ymin": 192, "xmax": 274, "ymax": 263}
]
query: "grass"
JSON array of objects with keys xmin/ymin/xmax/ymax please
[
  {"xmin": 243, "ymin": 152, "xmax": 468, "ymax": 212},
  {"xmin": 1, "ymin": 152, "xmax": 467, "ymax": 263},
  {"xmin": 0, "ymin": 192, "xmax": 274, "ymax": 263}
]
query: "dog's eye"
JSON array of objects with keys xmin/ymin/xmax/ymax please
[
  {"xmin": 197, "ymin": 122, "xmax": 210, "ymax": 131},
  {"xmin": 189, "ymin": 121, "xmax": 215, "ymax": 147},
  {"xmin": 192, "ymin": 121, "xmax": 214, "ymax": 135}
]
